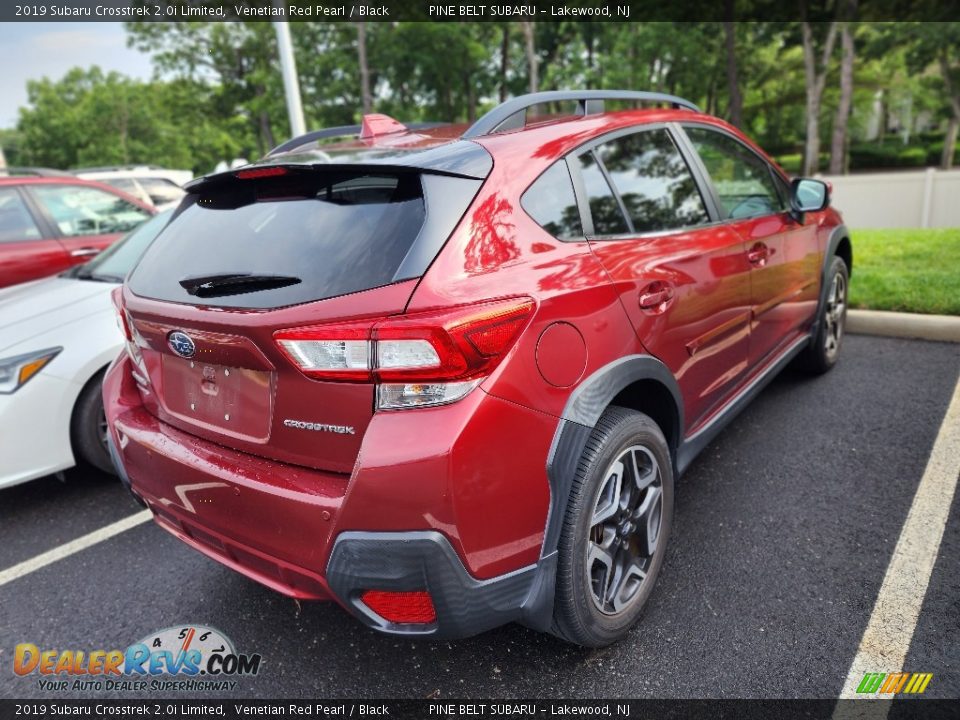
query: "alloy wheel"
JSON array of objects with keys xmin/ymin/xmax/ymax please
[
  {"xmin": 586, "ymin": 445, "xmax": 663, "ymax": 615},
  {"xmin": 824, "ymin": 270, "xmax": 847, "ymax": 361}
]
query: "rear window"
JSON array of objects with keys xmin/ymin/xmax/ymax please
[{"xmin": 127, "ymin": 171, "xmax": 426, "ymax": 309}]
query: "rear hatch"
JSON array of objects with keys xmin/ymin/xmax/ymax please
[{"xmin": 122, "ymin": 162, "xmax": 485, "ymax": 474}]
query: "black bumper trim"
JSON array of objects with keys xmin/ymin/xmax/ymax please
[{"xmin": 326, "ymin": 531, "xmax": 555, "ymax": 639}]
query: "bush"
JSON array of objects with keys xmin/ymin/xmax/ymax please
[
  {"xmin": 897, "ymin": 147, "xmax": 928, "ymax": 166},
  {"xmin": 773, "ymin": 152, "xmax": 830, "ymax": 175},
  {"xmin": 775, "ymin": 153, "xmax": 802, "ymax": 174},
  {"xmin": 849, "ymin": 143, "xmax": 928, "ymax": 169},
  {"xmin": 927, "ymin": 141, "xmax": 960, "ymax": 166}
]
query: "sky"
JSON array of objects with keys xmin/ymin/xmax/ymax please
[{"xmin": 0, "ymin": 22, "xmax": 154, "ymax": 128}]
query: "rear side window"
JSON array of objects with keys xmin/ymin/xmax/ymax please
[
  {"xmin": 521, "ymin": 161, "xmax": 583, "ymax": 240},
  {"xmin": 127, "ymin": 171, "xmax": 427, "ymax": 310},
  {"xmin": 0, "ymin": 188, "xmax": 42, "ymax": 242},
  {"xmin": 576, "ymin": 153, "xmax": 629, "ymax": 236},
  {"xmin": 595, "ymin": 129, "xmax": 708, "ymax": 233},
  {"xmin": 684, "ymin": 126, "xmax": 785, "ymax": 219}
]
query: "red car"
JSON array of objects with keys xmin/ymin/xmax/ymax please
[
  {"xmin": 0, "ymin": 173, "xmax": 155, "ymax": 288},
  {"xmin": 104, "ymin": 91, "xmax": 851, "ymax": 646}
]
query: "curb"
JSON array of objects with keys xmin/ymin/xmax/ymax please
[{"xmin": 847, "ymin": 309, "xmax": 960, "ymax": 343}]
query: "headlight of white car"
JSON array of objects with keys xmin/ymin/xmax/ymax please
[{"xmin": 0, "ymin": 347, "xmax": 62, "ymax": 394}]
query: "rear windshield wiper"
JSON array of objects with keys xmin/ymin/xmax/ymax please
[{"xmin": 179, "ymin": 273, "xmax": 302, "ymax": 298}]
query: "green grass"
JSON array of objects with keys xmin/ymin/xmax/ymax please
[{"xmin": 849, "ymin": 228, "xmax": 960, "ymax": 316}]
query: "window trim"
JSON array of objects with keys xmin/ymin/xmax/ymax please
[
  {"xmin": 566, "ymin": 123, "xmax": 719, "ymax": 241},
  {"xmin": 676, "ymin": 122, "xmax": 791, "ymax": 224}
]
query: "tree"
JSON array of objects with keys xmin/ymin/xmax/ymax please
[
  {"xmin": 723, "ymin": 4, "xmax": 743, "ymax": 127},
  {"xmin": 829, "ymin": 0, "xmax": 857, "ymax": 174},
  {"xmin": 0, "ymin": 128, "xmax": 21, "ymax": 167},
  {"xmin": 521, "ymin": 22, "xmax": 539, "ymax": 93},
  {"xmin": 357, "ymin": 23, "xmax": 372, "ymax": 115},
  {"xmin": 15, "ymin": 67, "xmax": 252, "ymax": 173},
  {"xmin": 939, "ymin": 50, "xmax": 960, "ymax": 169},
  {"xmin": 799, "ymin": 11, "xmax": 838, "ymax": 175},
  {"xmin": 499, "ymin": 23, "xmax": 510, "ymax": 102},
  {"xmin": 125, "ymin": 21, "xmax": 286, "ymax": 155},
  {"xmin": 884, "ymin": 22, "xmax": 960, "ymax": 170}
]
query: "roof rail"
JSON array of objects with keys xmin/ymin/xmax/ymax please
[
  {"xmin": 267, "ymin": 121, "xmax": 445, "ymax": 157},
  {"xmin": 462, "ymin": 90, "xmax": 700, "ymax": 139}
]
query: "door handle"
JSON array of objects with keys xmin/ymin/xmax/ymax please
[
  {"xmin": 746, "ymin": 243, "xmax": 770, "ymax": 266},
  {"xmin": 639, "ymin": 283, "xmax": 675, "ymax": 310},
  {"xmin": 70, "ymin": 247, "xmax": 101, "ymax": 258}
]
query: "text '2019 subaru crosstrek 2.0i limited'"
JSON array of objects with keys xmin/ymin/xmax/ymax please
[{"xmin": 104, "ymin": 91, "xmax": 851, "ymax": 647}]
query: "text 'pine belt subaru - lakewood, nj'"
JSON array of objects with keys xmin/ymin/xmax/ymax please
[{"xmin": 104, "ymin": 91, "xmax": 851, "ymax": 646}]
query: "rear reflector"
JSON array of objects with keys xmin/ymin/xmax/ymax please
[{"xmin": 360, "ymin": 590, "xmax": 437, "ymax": 625}]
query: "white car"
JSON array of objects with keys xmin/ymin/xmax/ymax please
[
  {"xmin": 73, "ymin": 167, "xmax": 191, "ymax": 210},
  {"xmin": 0, "ymin": 210, "xmax": 171, "ymax": 489}
]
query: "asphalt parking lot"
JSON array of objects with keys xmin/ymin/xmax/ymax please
[{"xmin": 1, "ymin": 334, "xmax": 957, "ymax": 700}]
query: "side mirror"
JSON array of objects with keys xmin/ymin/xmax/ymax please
[{"xmin": 790, "ymin": 178, "xmax": 830, "ymax": 221}]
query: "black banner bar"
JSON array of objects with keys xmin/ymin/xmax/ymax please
[
  {"xmin": 2, "ymin": 0, "xmax": 959, "ymax": 23},
  {"xmin": 2, "ymin": 700, "xmax": 960, "ymax": 720}
]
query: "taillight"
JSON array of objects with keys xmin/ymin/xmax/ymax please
[
  {"xmin": 274, "ymin": 297, "xmax": 535, "ymax": 410},
  {"xmin": 274, "ymin": 322, "xmax": 371, "ymax": 381},
  {"xmin": 111, "ymin": 287, "xmax": 148, "ymax": 385},
  {"xmin": 111, "ymin": 287, "xmax": 132, "ymax": 341}
]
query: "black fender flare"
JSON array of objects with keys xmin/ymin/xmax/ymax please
[
  {"xmin": 546, "ymin": 353, "xmax": 683, "ymax": 553},
  {"xmin": 814, "ymin": 224, "xmax": 852, "ymax": 327},
  {"xmin": 520, "ymin": 355, "xmax": 682, "ymax": 631}
]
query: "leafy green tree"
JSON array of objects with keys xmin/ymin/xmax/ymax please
[
  {"xmin": 898, "ymin": 22, "xmax": 960, "ymax": 169},
  {"xmin": 125, "ymin": 21, "xmax": 288, "ymax": 155},
  {"xmin": 15, "ymin": 67, "xmax": 252, "ymax": 174}
]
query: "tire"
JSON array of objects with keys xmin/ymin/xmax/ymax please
[
  {"xmin": 798, "ymin": 255, "xmax": 849, "ymax": 375},
  {"xmin": 552, "ymin": 406, "xmax": 674, "ymax": 647},
  {"xmin": 71, "ymin": 371, "xmax": 115, "ymax": 476}
]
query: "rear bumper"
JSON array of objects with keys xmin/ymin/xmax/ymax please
[
  {"xmin": 327, "ymin": 532, "xmax": 556, "ymax": 638},
  {"xmin": 109, "ymin": 400, "xmax": 342, "ymax": 600},
  {"xmin": 103, "ymin": 355, "xmax": 558, "ymax": 638}
]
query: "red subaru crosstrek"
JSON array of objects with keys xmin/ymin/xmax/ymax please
[
  {"xmin": 0, "ymin": 173, "xmax": 155, "ymax": 288},
  {"xmin": 104, "ymin": 91, "xmax": 851, "ymax": 646}
]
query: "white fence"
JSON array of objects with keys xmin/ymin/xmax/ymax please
[{"xmin": 819, "ymin": 168, "xmax": 960, "ymax": 229}]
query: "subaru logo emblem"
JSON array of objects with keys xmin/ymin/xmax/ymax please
[{"xmin": 168, "ymin": 331, "xmax": 196, "ymax": 359}]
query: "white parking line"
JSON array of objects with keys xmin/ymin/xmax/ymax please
[
  {"xmin": 838, "ymin": 372, "xmax": 960, "ymax": 701},
  {"xmin": 0, "ymin": 509, "xmax": 152, "ymax": 588}
]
